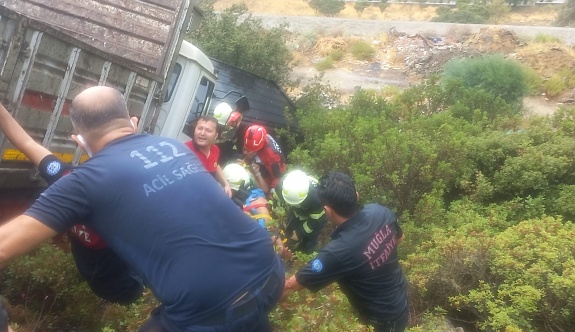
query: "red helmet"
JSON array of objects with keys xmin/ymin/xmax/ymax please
[{"xmin": 244, "ymin": 125, "xmax": 267, "ymax": 152}]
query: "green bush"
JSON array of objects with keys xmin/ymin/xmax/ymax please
[
  {"xmin": 315, "ymin": 57, "xmax": 334, "ymax": 71},
  {"xmin": 308, "ymin": 0, "xmax": 345, "ymax": 17},
  {"xmin": 328, "ymin": 49, "xmax": 345, "ymax": 61},
  {"xmin": 432, "ymin": 5, "xmax": 490, "ymax": 24},
  {"xmin": 543, "ymin": 74, "xmax": 567, "ymax": 97},
  {"xmin": 441, "ymin": 55, "xmax": 529, "ymax": 105},
  {"xmin": 522, "ymin": 67, "xmax": 543, "ymax": 95},
  {"xmin": 534, "ymin": 33, "xmax": 562, "ymax": 43},
  {"xmin": 452, "ymin": 218, "xmax": 575, "ymax": 331},
  {"xmin": 349, "ymin": 40, "xmax": 376, "ymax": 61}
]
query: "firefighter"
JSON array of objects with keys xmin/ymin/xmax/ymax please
[
  {"xmin": 242, "ymin": 125, "xmax": 286, "ymax": 195},
  {"xmin": 275, "ymin": 170, "xmax": 328, "ymax": 254},
  {"xmin": 223, "ymin": 163, "xmax": 285, "ymax": 254}
]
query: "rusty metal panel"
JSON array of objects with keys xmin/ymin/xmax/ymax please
[{"xmin": 0, "ymin": 0, "xmax": 191, "ymax": 76}]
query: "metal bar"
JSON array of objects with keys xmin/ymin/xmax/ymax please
[
  {"xmin": 71, "ymin": 59, "xmax": 112, "ymax": 165},
  {"xmin": 0, "ymin": 18, "xmax": 16, "ymax": 78},
  {"xmin": 98, "ymin": 61, "xmax": 112, "ymax": 85},
  {"xmin": 42, "ymin": 47, "xmax": 81, "ymax": 147},
  {"xmin": 12, "ymin": 31, "xmax": 43, "ymax": 106},
  {"xmin": 71, "ymin": 145, "xmax": 84, "ymax": 165},
  {"xmin": 139, "ymin": 80, "xmax": 158, "ymax": 133},
  {"xmin": 123, "ymin": 71, "xmax": 137, "ymax": 100},
  {"xmin": 0, "ymin": 17, "xmax": 28, "ymax": 165}
]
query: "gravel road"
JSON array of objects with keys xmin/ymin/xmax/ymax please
[{"xmin": 255, "ymin": 14, "xmax": 575, "ymax": 45}]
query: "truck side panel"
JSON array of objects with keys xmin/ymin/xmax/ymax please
[
  {"xmin": 0, "ymin": 0, "xmax": 190, "ymax": 76},
  {"xmin": 0, "ymin": 12, "xmax": 161, "ymax": 189}
]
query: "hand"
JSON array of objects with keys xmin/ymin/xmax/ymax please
[
  {"xmin": 290, "ymin": 232, "xmax": 299, "ymax": 241},
  {"xmin": 251, "ymin": 162, "xmax": 260, "ymax": 173},
  {"xmin": 224, "ymin": 184, "xmax": 232, "ymax": 198}
]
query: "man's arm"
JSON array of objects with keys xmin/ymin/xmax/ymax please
[
  {"xmin": 281, "ymin": 274, "xmax": 305, "ymax": 301},
  {"xmin": 213, "ymin": 165, "xmax": 232, "ymax": 197},
  {"xmin": 0, "ymin": 215, "xmax": 58, "ymax": 269},
  {"xmin": 0, "ymin": 103, "xmax": 51, "ymax": 165}
]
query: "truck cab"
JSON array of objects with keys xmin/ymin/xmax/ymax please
[{"xmin": 152, "ymin": 41, "xmax": 217, "ymax": 142}]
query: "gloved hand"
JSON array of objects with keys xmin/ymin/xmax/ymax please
[{"xmin": 231, "ymin": 180, "xmax": 250, "ymax": 208}]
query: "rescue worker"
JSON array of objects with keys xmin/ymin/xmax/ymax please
[
  {"xmin": 213, "ymin": 101, "xmax": 248, "ymax": 165},
  {"xmin": 0, "ymin": 86, "xmax": 284, "ymax": 331},
  {"xmin": 0, "ymin": 102, "xmax": 143, "ymax": 305},
  {"xmin": 275, "ymin": 170, "xmax": 327, "ymax": 253},
  {"xmin": 242, "ymin": 125, "xmax": 286, "ymax": 195},
  {"xmin": 223, "ymin": 163, "xmax": 285, "ymax": 254},
  {"xmin": 282, "ymin": 172, "xmax": 409, "ymax": 332}
]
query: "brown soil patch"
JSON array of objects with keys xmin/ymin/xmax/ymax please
[
  {"xmin": 515, "ymin": 43, "xmax": 575, "ymax": 77},
  {"xmin": 464, "ymin": 28, "xmax": 522, "ymax": 53}
]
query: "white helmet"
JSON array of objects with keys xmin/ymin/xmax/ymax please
[
  {"xmin": 282, "ymin": 170, "xmax": 311, "ymax": 206},
  {"xmin": 223, "ymin": 163, "xmax": 251, "ymax": 191},
  {"xmin": 213, "ymin": 103, "xmax": 234, "ymax": 125}
]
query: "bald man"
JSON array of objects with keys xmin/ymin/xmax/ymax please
[{"xmin": 0, "ymin": 86, "xmax": 284, "ymax": 332}]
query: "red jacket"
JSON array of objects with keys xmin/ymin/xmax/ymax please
[{"xmin": 255, "ymin": 135, "xmax": 286, "ymax": 189}]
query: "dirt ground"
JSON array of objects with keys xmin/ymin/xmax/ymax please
[{"xmin": 214, "ymin": 1, "xmax": 571, "ymax": 115}]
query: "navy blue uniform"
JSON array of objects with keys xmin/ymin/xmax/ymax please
[
  {"xmin": 26, "ymin": 134, "xmax": 283, "ymax": 331},
  {"xmin": 296, "ymin": 204, "xmax": 408, "ymax": 331},
  {"xmin": 38, "ymin": 155, "xmax": 143, "ymax": 304}
]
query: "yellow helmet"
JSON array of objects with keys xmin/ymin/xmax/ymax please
[
  {"xmin": 282, "ymin": 170, "xmax": 310, "ymax": 206},
  {"xmin": 223, "ymin": 163, "xmax": 251, "ymax": 191}
]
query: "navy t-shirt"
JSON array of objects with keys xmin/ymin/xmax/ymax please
[
  {"xmin": 25, "ymin": 134, "xmax": 277, "ymax": 329},
  {"xmin": 296, "ymin": 204, "xmax": 408, "ymax": 320}
]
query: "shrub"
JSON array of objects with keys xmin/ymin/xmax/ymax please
[
  {"xmin": 522, "ymin": 67, "xmax": 543, "ymax": 95},
  {"xmin": 542, "ymin": 74, "xmax": 567, "ymax": 97},
  {"xmin": 441, "ymin": 55, "xmax": 529, "ymax": 105},
  {"xmin": 349, "ymin": 40, "xmax": 376, "ymax": 61},
  {"xmin": 534, "ymin": 33, "xmax": 562, "ymax": 43},
  {"xmin": 451, "ymin": 218, "xmax": 575, "ymax": 331},
  {"xmin": 315, "ymin": 57, "xmax": 334, "ymax": 71},
  {"xmin": 328, "ymin": 49, "xmax": 345, "ymax": 61}
]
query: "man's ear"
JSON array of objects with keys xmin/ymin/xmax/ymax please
[
  {"xmin": 323, "ymin": 205, "xmax": 333, "ymax": 219},
  {"xmin": 130, "ymin": 117, "xmax": 139, "ymax": 132},
  {"xmin": 356, "ymin": 191, "xmax": 360, "ymax": 201},
  {"xmin": 71, "ymin": 134, "xmax": 93, "ymax": 157}
]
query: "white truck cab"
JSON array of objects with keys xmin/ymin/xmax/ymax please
[{"xmin": 153, "ymin": 41, "xmax": 217, "ymax": 142}]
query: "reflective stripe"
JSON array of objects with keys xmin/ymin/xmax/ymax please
[
  {"xmin": 302, "ymin": 220, "xmax": 313, "ymax": 234},
  {"xmin": 309, "ymin": 210, "xmax": 325, "ymax": 220}
]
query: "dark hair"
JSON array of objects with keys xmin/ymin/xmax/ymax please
[
  {"xmin": 318, "ymin": 172, "xmax": 359, "ymax": 218},
  {"xmin": 70, "ymin": 87, "xmax": 129, "ymax": 133},
  {"xmin": 0, "ymin": 300, "xmax": 8, "ymax": 332},
  {"xmin": 197, "ymin": 115, "xmax": 218, "ymax": 125}
]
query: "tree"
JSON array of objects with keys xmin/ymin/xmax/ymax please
[
  {"xmin": 308, "ymin": 0, "xmax": 346, "ymax": 17},
  {"xmin": 556, "ymin": 0, "xmax": 575, "ymax": 27},
  {"xmin": 188, "ymin": 4, "xmax": 293, "ymax": 85},
  {"xmin": 354, "ymin": 1, "xmax": 370, "ymax": 16}
]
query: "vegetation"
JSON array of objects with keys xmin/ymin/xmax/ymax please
[
  {"xmin": 432, "ymin": 1, "xmax": 490, "ymax": 24},
  {"xmin": 441, "ymin": 55, "xmax": 529, "ymax": 106},
  {"xmin": 349, "ymin": 40, "xmax": 376, "ymax": 61},
  {"xmin": 354, "ymin": 0, "xmax": 371, "ymax": 16},
  {"xmin": 556, "ymin": 0, "xmax": 575, "ymax": 27},
  {"xmin": 307, "ymin": 0, "xmax": 346, "ymax": 17},
  {"xmin": 315, "ymin": 57, "xmax": 334, "ymax": 71},
  {"xmin": 534, "ymin": 33, "xmax": 563, "ymax": 44},
  {"xmin": 188, "ymin": 3, "xmax": 293, "ymax": 85},
  {"xmin": 3, "ymin": 6, "xmax": 575, "ymax": 332}
]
